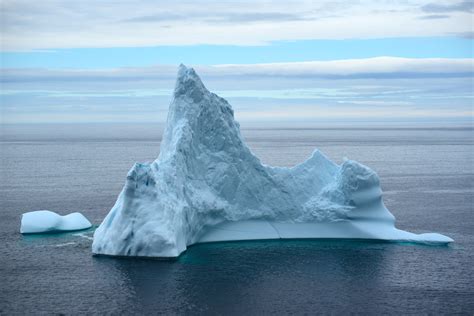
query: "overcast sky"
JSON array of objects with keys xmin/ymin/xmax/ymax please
[{"xmin": 0, "ymin": 0, "xmax": 473, "ymax": 124}]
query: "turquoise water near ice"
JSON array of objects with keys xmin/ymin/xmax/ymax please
[{"xmin": 1, "ymin": 125, "xmax": 473, "ymax": 314}]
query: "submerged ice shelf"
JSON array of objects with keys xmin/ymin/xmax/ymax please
[{"xmin": 92, "ymin": 65, "xmax": 453, "ymax": 258}]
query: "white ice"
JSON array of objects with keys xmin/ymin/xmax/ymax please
[
  {"xmin": 92, "ymin": 65, "xmax": 453, "ymax": 258},
  {"xmin": 21, "ymin": 210, "xmax": 92, "ymax": 234}
]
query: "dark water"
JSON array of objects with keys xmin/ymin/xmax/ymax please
[{"xmin": 1, "ymin": 124, "xmax": 473, "ymax": 315}]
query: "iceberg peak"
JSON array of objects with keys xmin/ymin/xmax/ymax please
[
  {"xmin": 160, "ymin": 64, "xmax": 237, "ymax": 161},
  {"xmin": 92, "ymin": 65, "xmax": 453, "ymax": 258},
  {"xmin": 174, "ymin": 64, "xmax": 209, "ymax": 101}
]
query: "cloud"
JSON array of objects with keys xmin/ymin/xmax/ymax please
[
  {"xmin": 1, "ymin": 58, "xmax": 472, "ymax": 124},
  {"xmin": 455, "ymin": 31, "xmax": 474, "ymax": 38},
  {"xmin": 418, "ymin": 14, "xmax": 451, "ymax": 19},
  {"xmin": 421, "ymin": 1, "xmax": 474, "ymax": 13},
  {"xmin": 1, "ymin": 0, "xmax": 472, "ymax": 50},
  {"xmin": 124, "ymin": 12, "xmax": 309, "ymax": 24},
  {"xmin": 206, "ymin": 12, "xmax": 310, "ymax": 23},
  {"xmin": 210, "ymin": 57, "xmax": 474, "ymax": 79},
  {"xmin": 2, "ymin": 58, "xmax": 472, "ymax": 85},
  {"xmin": 123, "ymin": 13, "xmax": 187, "ymax": 23}
]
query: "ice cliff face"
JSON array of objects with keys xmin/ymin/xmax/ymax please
[{"xmin": 92, "ymin": 65, "xmax": 452, "ymax": 258}]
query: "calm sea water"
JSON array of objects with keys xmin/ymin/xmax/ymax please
[{"xmin": 0, "ymin": 124, "xmax": 473, "ymax": 314}]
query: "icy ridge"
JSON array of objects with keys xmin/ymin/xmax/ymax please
[{"xmin": 92, "ymin": 65, "xmax": 452, "ymax": 257}]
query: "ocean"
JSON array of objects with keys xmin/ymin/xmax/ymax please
[{"xmin": 1, "ymin": 123, "xmax": 473, "ymax": 314}]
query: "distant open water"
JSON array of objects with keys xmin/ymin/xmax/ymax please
[{"xmin": 0, "ymin": 124, "xmax": 473, "ymax": 314}]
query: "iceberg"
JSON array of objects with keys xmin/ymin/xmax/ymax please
[
  {"xmin": 92, "ymin": 65, "xmax": 452, "ymax": 258},
  {"xmin": 21, "ymin": 210, "xmax": 92, "ymax": 234}
]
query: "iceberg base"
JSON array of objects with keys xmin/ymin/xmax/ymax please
[
  {"xmin": 94, "ymin": 219, "xmax": 452, "ymax": 259},
  {"xmin": 198, "ymin": 220, "xmax": 453, "ymax": 246}
]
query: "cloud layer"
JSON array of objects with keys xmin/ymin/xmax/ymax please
[
  {"xmin": 1, "ymin": 58, "xmax": 472, "ymax": 123},
  {"xmin": 3, "ymin": 57, "xmax": 472, "ymax": 83},
  {"xmin": 422, "ymin": 1, "xmax": 474, "ymax": 13},
  {"xmin": 1, "ymin": 0, "xmax": 473, "ymax": 50}
]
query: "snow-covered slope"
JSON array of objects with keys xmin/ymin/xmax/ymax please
[
  {"xmin": 92, "ymin": 65, "xmax": 452, "ymax": 258},
  {"xmin": 21, "ymin": 211, "xmax": 91, "ymax": 234}
]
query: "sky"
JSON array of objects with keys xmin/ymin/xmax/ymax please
[{"xmin": 0, "ymin": 0, "xmax": 473, "ymax": 124}]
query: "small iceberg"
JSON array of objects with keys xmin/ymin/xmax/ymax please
[{"xmin": 21, "ymin": 210, "xmax": 92, "ymax": 234}]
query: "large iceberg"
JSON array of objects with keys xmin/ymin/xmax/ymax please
[
  {"xmin": 92, "ymin": 65, "xmax": 452, "ymax": 258},
  {"xmin": 21, "ymin": 210, "xmax": 92, "ymax": 234}
]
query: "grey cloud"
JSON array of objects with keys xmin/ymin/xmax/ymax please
[
  {"xmin": 455, "ymin": 31, "xmax": 474, "ymax": 38},
  {"xmin": 2, "ymin": 58, "xmax": 473, "ymax": 86},
  {"xmin": 2, "ymin": 63, "xmax": 472, "ymax": 124},
  {"xmin": 418, "ymin": 14, "xmax": 451, "ymax": 19},
  {"xmin": 421, "ymin": 1, "xmax": 474, "ymax": 13},
  {"xmin": 123, "ymin": 13, "xmax": 187, "ymax": 23},
  {"xmin": 123, "ymin": 12, "xmax": 310, "ymax": 24},
  {"xmin": 205, "ymin": 12, "xmax": 310, "ymax": 23}
]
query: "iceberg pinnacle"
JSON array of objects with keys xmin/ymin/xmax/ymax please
[{"xmin": 92, "ymin": 65, "xmax": 453, "ymax": 258}]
